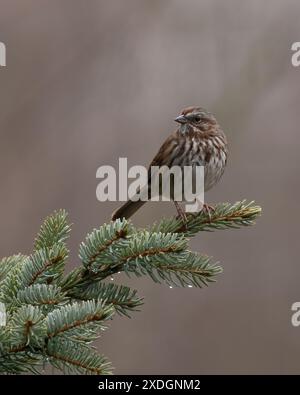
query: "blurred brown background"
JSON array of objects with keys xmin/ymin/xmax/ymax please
[{"xmin": 0, "ymin": 0, "xmax": 300, "ymax": 374}]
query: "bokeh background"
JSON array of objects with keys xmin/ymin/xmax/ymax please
[{"xmin": 1, "ymin": 0, "xmax": 300, "ymax": 374}]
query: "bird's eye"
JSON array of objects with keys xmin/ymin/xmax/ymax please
[{"xmin": 193, "ymin": 115, "xmax": 201, "ymax": 122}]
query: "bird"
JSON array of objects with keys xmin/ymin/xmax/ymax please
[{"xmin": 112, "ymin": 106, "xmax": 228, "ymax": 222}]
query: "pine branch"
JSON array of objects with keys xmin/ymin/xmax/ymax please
[
  {"xmin": 124, "ymin": 251, "xmax": 221, "ymax": 287},
  {"xmin": 0, "ymin": 254, "xmax": 27, "ymax": 285},
  {"xmin": 79, "ymin": 219, "xmax": 133, "ymax": 270},
  {"xmin": 0, "ymin": 200, "xmax": 261, "ymax": 374},
  {"xmin": 151, "ymin": 200, "xmax": 262, "ymax": 236},
  {"xmin": 21, "ymin": 244, "xmax": 68, "ymax": 287},
  {"xmin": 8, "ymin": 305, "xmax": 46, "ymax": 350},
  {"xmin": 0, "ymin": 352, "xmax": 42, "ymax": 374},
  {"xmin": 34, "ymin": 209, "xmax": 71, "ymax": 250},
  {"xmin": 17, "ymin": 284, "xmax": 68, "ymax": 308},
  {"xmin": 71, "ymin": 282, "xmax": 144, "ymax": 317},
  {"xmin": 47, "ymin": 338, "xmax": 112, "ymax": 375},
  {"xmin": 80, "ymin": 231, "xmax": 221, "ymax": 287},
  {"xmin": 46, "ymin": 300, "xmax": 114, "ymax": 342},
  {"xmin": 80, "ymin": 231, "xmax": 188, "ymax": 278}
]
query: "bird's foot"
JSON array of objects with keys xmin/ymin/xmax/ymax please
[
  {"xmin": 201, "ymin": 203, "xmax": 215, "ymax": 222},
  {"xmin": 174, "ymin": 201, "xmax": 188, "ymax": 229}
]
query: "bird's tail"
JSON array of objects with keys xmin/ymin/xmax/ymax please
[{"xmin": 111, "ymin": 199, "xmax": 146, "ymax": 221}]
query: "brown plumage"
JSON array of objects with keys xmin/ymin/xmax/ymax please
[{"xmin": 112, "ymin": 106, "xmax": 228, "ymax": 221}]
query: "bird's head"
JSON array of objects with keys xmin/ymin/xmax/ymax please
[{"xmin": 174, "ymin": 106, "xmax": 217, "ymax": 132}]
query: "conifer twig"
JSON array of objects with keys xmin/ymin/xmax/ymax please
[{"xmin": 0, "ymin": 200, "xmax": 261, "ymax": 374}]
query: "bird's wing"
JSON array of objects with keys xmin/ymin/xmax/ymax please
[{"xmin": 149, "ymin": 131, "xmax": 180, "ymax": 168}]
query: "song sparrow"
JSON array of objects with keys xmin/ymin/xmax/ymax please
[{"xmin": 112, "ymin": 106, "xmax": 228, "ymax": 221}]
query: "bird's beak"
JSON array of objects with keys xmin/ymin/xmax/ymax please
[{"xmin": 174, "ymin": 115, "xmax": 187, "ymax": 124}]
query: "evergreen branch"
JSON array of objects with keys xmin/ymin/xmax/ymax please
[
  {"xmin": 0, "ymin": 352, "xmax": 42, "ymax": 374},
  {"xmin": 72, "ymin": 282, "xmax": 144, "ymax": 317},
  {"xmin": 20, "ymin": 244, "xmax": 68, "ymax": 288},
  {"xmin": 0, "ymin": 257, "xmax": 25, "ymax": 304},
  {"xmin": 0, "ymin": 254, "xmax": 27, "ymax": 285},
  {"xmin": 0, "ymin": 200, "xmax": 261, "ymax": 374},
  {"xmin": 57, "ymin": 267, "xmax": 85, "ymax": 291},
  {"xmin": 124, "ymin": 251, "xmax": 221, "ymax": 287},
  {"xmin": 81, "ymin": 231, "xmax": 221, "ymax": 287},
  {"xmin": 152, "ymin": 200, "xmax": 262, "ymax": 236},
  {"xmin": 47, "ymin": 300, "xmax": 114, "ymax": 342},
  {"xmin": 79, "ymin": 219, "xmax": 133, "ymax": 270},
  {"xmin": 8, "ymin": 305, "xmax": 46, "ymax": 349},
  {"xmin": 84, "ymin": 231, "xmax": 188, "ymax": 279},
  {"xmin": 47, "ymin": 338, "xmax": 112, "ymax": 375},
  {"xmin": 81, "ymin": 232, "xmax": 221, "ymax": 287},
  {"xmin": 34, "ymin": 209, "xmax": 71, "ymax": 250},
  {"xmin": 17, "ymin": 284, "xmax": 68, "ymax": 307}
]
